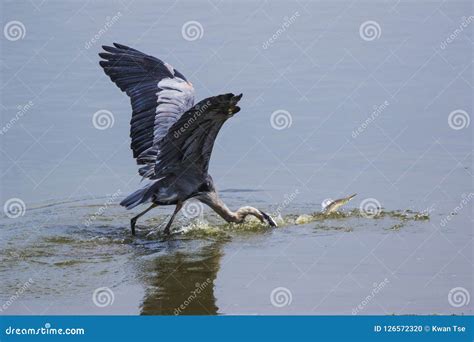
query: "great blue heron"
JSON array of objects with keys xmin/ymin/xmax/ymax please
[{"xmin": 99, "ymin": 43, "xmax": 277, "ymax": 235}]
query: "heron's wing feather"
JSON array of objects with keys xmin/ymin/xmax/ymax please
[
  {"xmin": 155, "ymin": 93, "xmax": 243, "ymax": 177},
  {"xmin": 99, "ymin": 43, "xmax": 195, "ymax": 178}
]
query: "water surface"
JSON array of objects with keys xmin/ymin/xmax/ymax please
[{"xmin": 1, "ymin": 0, "xmax": 472, "ymax": 315}]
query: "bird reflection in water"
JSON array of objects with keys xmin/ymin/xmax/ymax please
[{"xmin": 140, "ymin": 239, "xmax": 225, "ymax": 315}]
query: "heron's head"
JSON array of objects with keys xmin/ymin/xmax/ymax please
[{"xmin": 258, "ymin": 210, "xmax": 278, "ymax": 227}]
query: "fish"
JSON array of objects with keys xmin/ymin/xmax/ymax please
[{"xmin": 322, "ymin": 194, "xmax": 357, "ymax": 214}]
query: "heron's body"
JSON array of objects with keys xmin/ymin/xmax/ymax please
[
  {"xmin": 99, "ymin": 43, "xmax": 276, "ymax": 235},
  {"xmin": 121, "ymin": 169, "xmax": 206, "ymax": 208}
]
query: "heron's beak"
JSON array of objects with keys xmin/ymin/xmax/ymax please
[{"xmin": 259, "ymin": 210, "xmax": 278, "ymax": 227}]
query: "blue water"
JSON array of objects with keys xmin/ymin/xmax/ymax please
[{"xmin": 0, "ymin": 0, "xmax": 472, "ymax": 315}]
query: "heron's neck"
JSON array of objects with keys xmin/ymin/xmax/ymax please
[{"xmin": 200, "ymin": 193, "xmax": 261, "ymax": 223}]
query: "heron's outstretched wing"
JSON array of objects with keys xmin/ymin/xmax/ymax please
[
  {"xmin": 99, "ymin": 43, "xmax": 195, "ymax": 178},
  {"xmin": 155, "ymin": 93, "xmax": 243, "ymax": 177}
]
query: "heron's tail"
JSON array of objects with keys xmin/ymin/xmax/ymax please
[{"xmin": 120, "ymin": 182, "xmax": 156, "ymax": 209}]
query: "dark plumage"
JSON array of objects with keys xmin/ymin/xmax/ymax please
[{"xmin": 99, "ymin": 43, "xmax": 276, "ymax": 236}]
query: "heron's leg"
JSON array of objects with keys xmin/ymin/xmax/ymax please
[
  {"xmin": 163, "ymin": 202, "xmax": 183, "ymax": 235},
  {"xmin": 130, "ymin": 203, "xmax": 157, "ymax": 236}
]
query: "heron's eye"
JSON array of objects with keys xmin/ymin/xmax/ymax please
[{"xmin": 198, "ymin": 182, "xmax": 210, "ymax": 192}]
